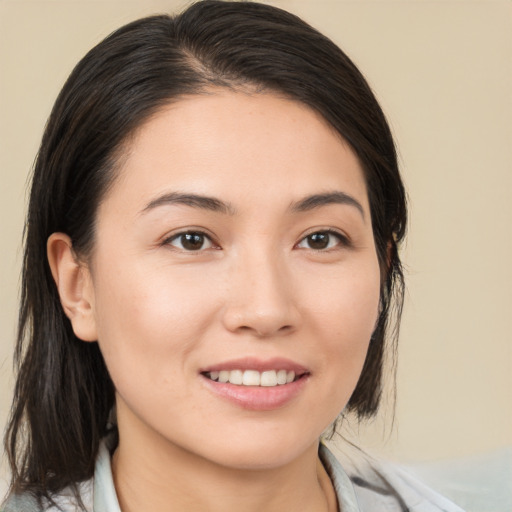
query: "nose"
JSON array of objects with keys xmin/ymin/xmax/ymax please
[{"xmin": 221, "ymin": 252, "xmax": 301, "ymax": 338}]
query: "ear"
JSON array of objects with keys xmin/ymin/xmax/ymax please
[{"xmin": 47, "ymin": 233, "xmax": 98, "ymax": 342}]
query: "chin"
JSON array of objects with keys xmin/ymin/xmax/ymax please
[{"xmin": 187, "ymin": 422, "xmax": 322, "ymax": 471}]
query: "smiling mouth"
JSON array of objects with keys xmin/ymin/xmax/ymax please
[{"xmin": 202, "ymin": 369, "xmax": 306, "ymax": 387}]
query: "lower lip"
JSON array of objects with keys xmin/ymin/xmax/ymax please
[{"xmin": 200, "ymin": 374, "xmax": 309, "ymax": 411}]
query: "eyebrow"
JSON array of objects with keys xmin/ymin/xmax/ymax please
[
  {"xmin": 141, "ymin": 192, "xmax": 237, "ymax": 216},
  {"xmin": 140, "ymin": 190, "xmax": 365, "ymax": 220},
  {"xmin": 291, "ymin": 191, "xmax": 365, "ymax": 220}
]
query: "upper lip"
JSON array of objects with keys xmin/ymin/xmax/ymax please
[{"xmin": 199, "ymin": 357, "xmax": 309, "ymax": 375}]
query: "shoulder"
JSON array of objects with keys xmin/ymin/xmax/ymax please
[
  {"xmin": 350, "ymin": 457, "xmax": 466, "ymax": 512},
  {"xmin": 320, "ymin": 443, "xmax": 466, "ymax": 512},
  {"xmin": 2, "ymin": 480, "xmax": 93, "ymax": 512},
  {"xmin": 2, "ymin": 492, "xmax": 42, "ymax": 512}
]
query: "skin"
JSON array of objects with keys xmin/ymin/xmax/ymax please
[{"xmin": 48, "ymin": 90, "xmax": 381, "ymax": 512}]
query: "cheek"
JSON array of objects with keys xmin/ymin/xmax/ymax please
[
  {"xmin": 89, "ymin": 263, "xmax": 225, "ymax": 437},
  {"xmin": 304, "ymin": 257, "xmax": 381, "ymax": 340},
  {"xmin": 89, "ymin": 261, "xmax": 221, "ymax": 381},
  {"xmin": 301, "ymin": 257, "xmax": 381, "ymax": 401}
]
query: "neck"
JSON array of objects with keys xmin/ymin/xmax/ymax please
[{"xmin": 111, "ymin": 408, "xmax": 337, "ymax": 512}]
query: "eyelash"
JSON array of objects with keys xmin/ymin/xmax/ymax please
[
  {"xmin": 295, "ymin": 229, "xmax": 350, "ymax": 251},
  {"xmin": 163, "ymin": 229, "xmax": 350, "ymax": 252},
  {"xmin": 164, "ymin": 231, "xmax": 218, "ymax": 252}
]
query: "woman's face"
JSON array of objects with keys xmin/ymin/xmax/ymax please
[{"xmin": 83, "ymin": 91, "xmax": 381, "ymax": 469}]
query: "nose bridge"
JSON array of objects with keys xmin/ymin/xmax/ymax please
[{"xmin": 222, "ymin": 243, "xmax": 299, "ymax": 337}]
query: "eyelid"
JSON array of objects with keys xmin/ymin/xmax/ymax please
[
  {"xmin": 295, "ymin": 228, "xmax": 352, "ymax": 250},
  {"xmin": 160, "ymin": 227, "xmax": 351, "ymax": 252},
  {"xmin": 161, "ymin": 228, "xmax": 220, "ymax": 251}
]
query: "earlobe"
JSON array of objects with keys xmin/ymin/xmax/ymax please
[{"xmin": 47, "ymin": 233, "xmax": 98, "ymax": 342}]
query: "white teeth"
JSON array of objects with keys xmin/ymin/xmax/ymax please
[
  {"xmin": 277, "ymin": 369, "xmax": 287, "ymax": 385},
  {"xmin": 242, "ymin": 370, "xmax": 260, "ymax": 386},
  {"xmin": 260, "ymin": 370, "xmax": 277, "ymax": 387},
  {"xmin": 206, "ymin": 369, "xmax": 301, "ymax": 387},
  {"xmin": 229, "ymin": 370, "xmax": 243, "ymax": 385},
  {"xmin": 218, "ymin": 371, "xmax": 230, "ymax": 383}
]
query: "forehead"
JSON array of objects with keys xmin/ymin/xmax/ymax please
[{"xmin": 104, "ymin": 90, "xmax": 369, "ymax": 215}]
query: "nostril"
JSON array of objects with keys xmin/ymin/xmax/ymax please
[
  {"xmin": 256, "ymin": 324, "xmax": 295, "ymax": 337},
  {"xmin": 234, "ymin": 324, "xmax": 293, "ymax": 337},
  {"xmin": 221, "ymin": 298, "xmax": 300, "ymax": 337}
]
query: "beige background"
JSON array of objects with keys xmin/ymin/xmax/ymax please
[{"xmin": 0, "ymin": 0, "xmax": 511, "ymax": 493}]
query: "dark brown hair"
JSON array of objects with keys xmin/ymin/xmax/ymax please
[{"xmin": 5, "ymin": 0, "xmax": 406, "ymax": 505}]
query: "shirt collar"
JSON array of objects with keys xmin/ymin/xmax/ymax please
[
  {"xmin": 319, "ymin": 442, "xmax": 361, "ymax": 512},
  {"xmin": 93, "ymin": 440, "xmax": 121, "ymax": 512}
]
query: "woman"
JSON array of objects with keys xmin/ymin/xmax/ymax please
[{"xmin": 2, "ymin": 1, "xmax": 464, "ymax": 511}]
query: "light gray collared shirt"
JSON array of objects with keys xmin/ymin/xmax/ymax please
[{"xmin": 2, "ymin": 440, "xmax": 465, "ymax": 512}]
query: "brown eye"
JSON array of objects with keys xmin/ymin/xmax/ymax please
[
  {"xmin": 297, "ymin": 231, "xmax": 345, "ymax": 250},
  {"xmin": 307, "ymin": 233, "xmax": 329, "ymax": 249},
  {"xmin": 168, "ymin": 232, "xmax": 213, "ymax": 251}
]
